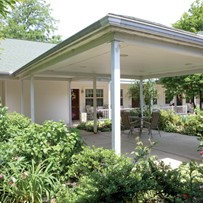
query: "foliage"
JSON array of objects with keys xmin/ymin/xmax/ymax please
[
  {"xmin": 64, "ymin": 146, "xmax": 136, "ymax": 203},
  {"xmin": 0, "ymin": 107, "xmax": 32, "ymax": 142},
  {"xmin": 8, "ymin": 122, "xmax": 84, "ymax": 181},
  {"xmin": 173, "ymin": 0, "xmax": 203, "ymax": 33},
  {"xmin": 159, "ymin": 74, "xmax": 203, "ymax": 108},
  {"xmin": 1, "ymin": 106, "xmax": 203, "ymax": 202},
  {"xmin": 175, "ymin": 161, "xmax": 203, "ymax": 202},
  {"xmin": 0, "ymin": 107, "xmax": 84, "ymax": 180},
  {"xmin": 55, "ymin": 140, "xmax": 203, "ymax": 203},
  {"xmin": 0, "ymin": 159, "xmax": 57, "ymax": 203},
  {"xmin": 159, "ymin": 110, "xmax": 183, "ymax": 132},
  {"xmin": 160, "ymin": 0, "xmax": 203, "ymax": 109},
  {"xmin": 0, "ymin": 0, "xmax": 19, "ymax": 17},
  {"xmin": 0, "ymin": 0, "xmax": 61, "ymax": 43},
  {"xmin": 159, "ymin": 109, "xmax": 203, "ymax": 136},
  {"xmin": 77, "ymin": 119, "xmax": 112, "ymax": 132}
]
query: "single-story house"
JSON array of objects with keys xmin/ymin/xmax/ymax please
[
  {"xmin": 0, "ymin": 13, "xmax": 203, "ymax": 153},
  {"xmin": 0, "ymin": 39, "xmax": 193, "ymax": 122}
]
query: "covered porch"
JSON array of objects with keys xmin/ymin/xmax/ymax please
[{"xmin": 13, "ymin": 13, "xmax": 203, "ymax": 155}]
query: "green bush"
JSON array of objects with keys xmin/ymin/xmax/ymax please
[
  {"xmin": 5, "ymin": 121, "xmax": 84, "ymax": 181},
  {"xmin": 0, "ymin": 106, "xmax": 203, "ymax": 202},
  {"xmin": 64, "ymin": 146, "xmax": 135, "ymax": 202},
  {"xmin": 159, "ymin": 109, "xmax": 203, "ymax": 136},
  {"xmin": 77, "ymin": 119, "xmax": 112, "ymax": 132},
  {"xmin": 159, "ymin": 110, "xmax": 183, "ymax": 133},
  {"xmin": 0, "ymin": 106, "xmax": 32, "ymax": 142},
  {"xmin": 54, "ymin": 140, "xmax": 203, "ymax": 203},
  {"xmin": 159, "ymin": 109, "xmax": 203, "ymax": 151}
]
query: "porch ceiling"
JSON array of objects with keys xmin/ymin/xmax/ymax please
[
  {"xmin": 37, "ymin": 40, "xmax": 203, "ymax": 80},
  {"xmin": 14, "ymin": 13, "xmax": 203, "ymax": 80}
]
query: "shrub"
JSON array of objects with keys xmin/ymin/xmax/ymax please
[
  {"xmin": 57, "ymin": 146, "xmax": 136, "ymax": 202},
  {"xmin": 1, "ymin": 106, "xmax": 203, "ymax": 202},
  {"xmin": 159, "ymin": 110, "xmax": 183, "ymax": 133},
  {"xmin": 0, "ymin": 106, "xmax": 85, "ymax": 182},
  {"xmin": 0, "ymin": 106, "xmax": 32, "ymax": 142},
  {"xmin": 183, "ymin": 109, "xmax": 203, "ymax": 137},
  {"xmin": 53, "ymin": 140, "xmax": 203, "ymax": 203},
  {"xmin": 77, "ymin": 119, "xmax": 112, "ymax": 132},
  {"xmin": 5, "ymin": 121, "xmax": 84, "ymax": 181}
]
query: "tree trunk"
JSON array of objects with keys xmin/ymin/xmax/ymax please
[{"xmin": 192, "ymin": 96, "xmax": 196, "ymax": 109}]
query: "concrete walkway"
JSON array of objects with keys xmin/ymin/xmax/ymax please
[{"xmin": 80, "ymin": 129, "xmax": 202, "ymax": 168}]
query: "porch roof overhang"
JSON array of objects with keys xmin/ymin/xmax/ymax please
[{"xmin": 12, "ymin": 13, "xmax": 203, "ymax": 81}]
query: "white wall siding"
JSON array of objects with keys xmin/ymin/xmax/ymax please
[
  {"xmin": 35, "ymin": 80, "xmax": 68, "ymax": 124},
  {"xmin": 5, "ymin": 80, "xmax": 21, "ymax": 113},
  {"xmin": 4, "ymin": 80, "xmax": 69, "ymax": 124}
]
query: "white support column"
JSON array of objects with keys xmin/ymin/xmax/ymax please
[
  {"xmin": 30, "ymin": 76, "xmax": 35, "ymax": 122},
  {"xmin": 150, "ymin": 79, "xmax": 153, "ymax": 113},
  {"xmin": 21, "ymin": 80, "xmax": 25, "ymax": 115},
  {"xmin": 108, "ymin": 80, "xmax": 111, "ymax": 119},
  {"xmin": 93, "ymin": 77, "xmax": 97, "ymax": 133},
  {"xmin": 140, "ymin": 79, "xmax": 144, "ymax": 118},
  {"xmin": 111, "ymin": 40, "xmax": 121, "ymax": 154},
  {"xmin": 68, "ymin": 80, "xmax": 72, "ymax": 127}
]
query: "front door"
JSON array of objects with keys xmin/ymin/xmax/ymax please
[
  {"xmin": 132, "ymin": 98, "xmax": 140, "ymax": 108},
  {"xmin": 71, "ymin": 89, "xmax": 80, "ymax": 120}
]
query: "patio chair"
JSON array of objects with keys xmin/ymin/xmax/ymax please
[
  {"xmin": 121, "ymin": 111, "xmax": 140, "ymax": 135},
  {"xmin": 86, "ymin": 105, "xmax": 93, "ymax": 120},
  {"xmin": 140, "ymin": 110, "xmax": 161, "ymax": 138}
]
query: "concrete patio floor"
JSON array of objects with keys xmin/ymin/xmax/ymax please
[{"xmin": 79, "ymin": 129, "xmax": 202, "ymax": 168}]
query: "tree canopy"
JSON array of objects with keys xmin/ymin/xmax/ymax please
[
  {"xmin": 173, "ymin": 0, "xmax": 203, "ymax": 33},
  {"xmin": 159, "ymin": 74, "xmax": 203, "ymax": 107},
  {"xmin": 160, "ymin": 0, "xmax": 203, "ymax": 108},
  {"xmin": 0, "ymin": 0, "xmax": 18, "ymax": 17},
  {"xmin": 0, "ymin": 0, "xmax": 61, "ymax": 43}
]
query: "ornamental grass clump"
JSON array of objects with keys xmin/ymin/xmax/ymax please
[{"xmin": 0, "ymin": 159, "xmax": 57, "ymax": 203}]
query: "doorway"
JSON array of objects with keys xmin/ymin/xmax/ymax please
[
  {"xmin": 176, "ymin": 94, "xmax": 183, "ymax": 106},
  {"xmin": 132, "ymin": 98, "xmax": 140, "ymax": 108},
  {"xmin": 71, "ymin": 89, "xmax": 80, "ymax": 120}
]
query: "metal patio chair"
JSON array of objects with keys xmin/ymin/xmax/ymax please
[
  {"xmin": 121, "ymin": 111, "xmax": 140, "ymax": 135},
  {"xmin": 140, "ymin": 110, "xmax": 161, "ymax": 138}
]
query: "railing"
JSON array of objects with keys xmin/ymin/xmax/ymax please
[
  {"xmin": 85, "ymin": 105, "xmax": 189, "ymax": 121},
  {"xmin": 97, "ymin": 106, "xmax": 188, "ymax": 120},
  {"xmin": 158, "ymin": 105, "xmax": 188, "ymax": 115},
  {"xmin": 97, "ymin": 108, "xmax": 139, "ymax": 120}
]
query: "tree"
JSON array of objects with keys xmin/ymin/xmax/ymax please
[
  {"xmin": 0, "ymin": 0, "xmax": 61, "ymax": 43},
  {"xmin": 160, "ymin": 0, "xmax": 203, "ymax": 109},
  {"xmin": 127, "ymin": 80, "xmax": 157, "ymax": 111},
  {"xmin": 0, "ymin": 0, "xmax": 18, "ymax": 17},
  {"xmin": 159, "ymin": 74, "xmax": 203, "ymax": 108},
  {"xmin": 173, "ymin": 0, "xmax": 203, "ymax": 33}
]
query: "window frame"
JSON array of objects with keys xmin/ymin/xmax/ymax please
[{"xmin": 85, "ymin": 89, "xmax": 104, "ymax": 107}]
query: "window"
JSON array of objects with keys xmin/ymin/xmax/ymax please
[
  {"xmin": 85, "ymin": 89, "xmax": 103, "ymax": 106},
  {"xmin": 120, "ymin": 89, "xmax": 123, "ymax": 106}
]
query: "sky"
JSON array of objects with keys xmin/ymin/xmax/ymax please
[{"xmin": 45, "ymin": 0, "xmax": 195, "ymax": 39}]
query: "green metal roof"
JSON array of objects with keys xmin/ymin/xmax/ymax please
[{"xmin": 0, "ymin": 38, "xmax": 56, "ymax": 74}]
